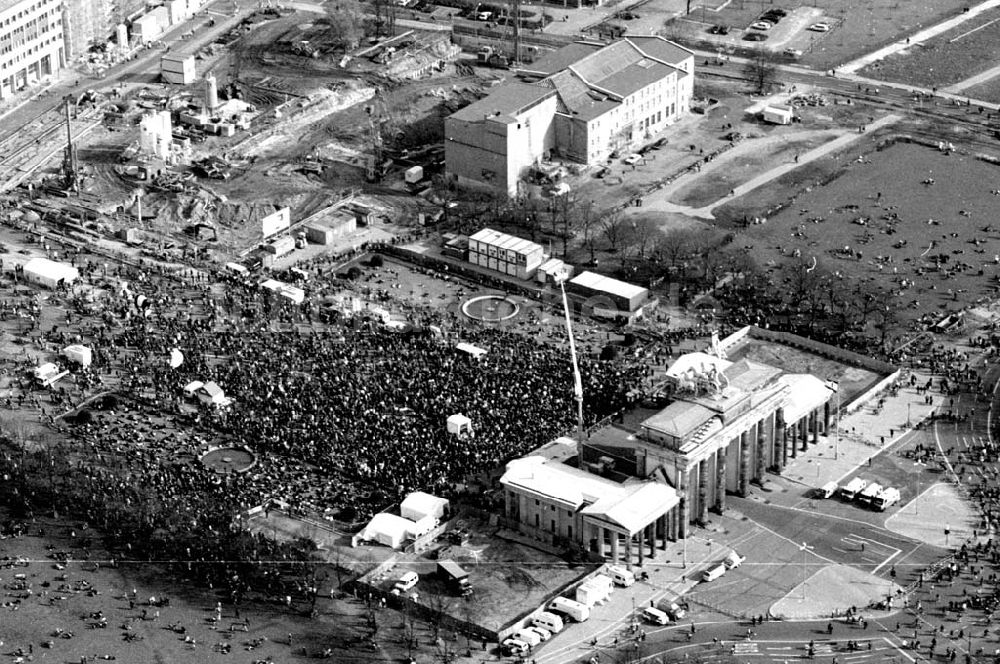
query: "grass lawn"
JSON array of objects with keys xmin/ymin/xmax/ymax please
[
  {"xmin": 715, "ymin": 137, "xmax": 1000, "ymax": 329},
  {"xmin": 859, "ymin": 7, "xmax": 1000, "ymax": 88},
  {"xmin": 664, "ymin": 0, "xmax": 973, "ymax": 69}
]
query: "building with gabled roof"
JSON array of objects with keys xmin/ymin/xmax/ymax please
[{"xmin": 445, "ymin": 36, "xmax": 694, "ymax": 196}]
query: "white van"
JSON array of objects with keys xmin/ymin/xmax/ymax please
[
  {"xmin": 548, "ymin": 596, "xmax": 590, "ymax": 622},
  {"xmin": 532, "ymin": 611, "xmax": 564, "ymax": 634},
  {"xmin": 642, "ymin": 607, "xmax": 669, "ymax": 625},
  {"xmin": 607, "ymin": 565, "xmax": 636, "ymax": 587},
  {"xmin": 514, "ymin": 628, "xmax": 541, "ymax": 647},
  {"xmin": 701, "ymin": 563, "xmax": 727, "ymax": 583},
  {"xmin": 818, "ymin": 481, "xmax": 839, "ymax": 499}
]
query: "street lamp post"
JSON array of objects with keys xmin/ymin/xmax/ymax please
[
  {"xmin": 913, "ymin": 460, "xmax": 926, "ymax": 515},
  {"xmin": 799, "ymin": 541, "xmax": 813, "ymax": 600}
]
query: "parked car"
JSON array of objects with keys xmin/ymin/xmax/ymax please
[
  {"xmin": 769, "ymin": 8, "xmax": 788, "ymax": 16},
  {"xmin": 501, "ymin": 638, "xmax": 529, "ymax": 656},
  {"xmin": 393, "ymin": 571, "xmax": 419, "ymax": 593},
  {"xmin": 783, "ymin": 48, "xmax": 803, "ymax": 57},
  {"xmin": 709, "ymin": 24, "xmax": 730, "ymax": 34},
  {"xmin": 594, "ymin": 166, "xmax": 610, "ymax": 179},
  {"xmin": 622, "ymin": 153, "xmax": 642, "ymax": 165},
  {"xmin": 809, "ymin": 22, "xmax": 831, "ymax": 31},
  {"xmin": 759, "ymin": 13, "xmax": 781, "ymax": 23},
  {"xmin": 750, "ymin": 21, "xmax": 773, "ymax": 30},
  {"xmin": 527, "ymin": 626, "xmax": 552, "ymax": 642},
  {"xmin": 744, "ymin": 32, "xmax": 769, "ymax": 40}
]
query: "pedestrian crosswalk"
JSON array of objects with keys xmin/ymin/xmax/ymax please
[{"xmin": 731, "ymin": 642, "xmax": 759, "ymax": 655}]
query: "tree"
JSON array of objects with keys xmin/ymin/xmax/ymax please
[
  {"xmin": 744, "ymin": 46, "xmax": 780, "ymax": 94},
  {"xmin": 577, "ymin": 199, "xmax": 599, "ymax": 264},
  {"xmin": 601, "ymin": 211, "xmax": 630, "ymax": 253},
  {"xmin": 630, "ymin": 217, "xmax": 661, "ymax": 261},
  {"xmin": 656, "ymin": 228, "xmax": 694, "ymax": 270},
  {"xmin": 325, "ymin": 0, "xmax": 366, "ymax": 50}
]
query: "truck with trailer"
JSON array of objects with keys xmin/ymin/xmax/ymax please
[{"xmin": 437, "ymin": 560, "xmax": 472, "ymax": 596}]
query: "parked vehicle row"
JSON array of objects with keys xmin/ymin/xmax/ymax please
[{"xmin": 825, "ymin": 478, "xmax": 901, "ymax": 511}]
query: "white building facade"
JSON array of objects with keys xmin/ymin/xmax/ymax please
[
  {"xmin": 0, "ymin": 0, "xmax": 64, "ymax": 99},
  {"xmin": 445, "ymin": 36, "xmax": 694, "ymax": 196}
]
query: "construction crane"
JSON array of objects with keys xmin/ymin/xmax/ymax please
[
  {"xmin": 61, "ymin": 95, "xmax": 79, "ymax": 194},
  {"xmin": 476, "ymin": 0, "xmax": 522, "ymax": 68},
  {"xmin": 364, "ymin": 99, "xmax": 385, "ymax": 183}
]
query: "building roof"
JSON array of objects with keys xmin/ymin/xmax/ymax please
[
  {"xmin": 569, "ymin": 270, "xmax": 647, "ymax": 301},
  {"xmin": 570, "ymin": 40, "xmax": 641, "ymax": 91},
  {"xmin": 779, "ymin": 374, "xmax": 835, "ymax": 423},
  {"xmin": 400, "ymin": 491, "xmax": 449, "ymax": 518},
  {"xmin": 544, "ymin": 70, "xmax": 619, "ymax": 121},
  {"xmin": 592, "ymin": 57, "xmax": 673, "ymax": 98},
  {"xmin": 449, "ymin": 81, "xmax": 555, "ymax": 123},
  {"xmin": 501, "ymin": 456, "xmax": 621, "ymax": 508},
  {"xmin": 522, "ymin": 41, "xmax": 604, "ymax": 77},
  {"xmin": 470, "ymin": 228, "xmax": 544, "ymax": 255},
  {"xmin": 582, "ymin": 481, "xmax": 678, "ymax": 534},
  {"xmin": 625, "ymin": 36, "xmax": 695, "ymax": 66},
  {"xmin": 724, "ymin": 358, "xmax": 783, "ymax": 392},
  {"xmin": 641, "ymin": 401, "xmax": 717, "ymax": 439},
  {"xmin": 501, "ymin": 456, "xmax": 676, "ymax": 534},
  {"xmin": 364, "ymin": 512, "xmax": 413, "ymax": 541},
  {"xmin": 23, "ymin": 257, "xmax": 79, "ymax": 283}
]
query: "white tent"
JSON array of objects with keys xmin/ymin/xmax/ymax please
[
  {"xmin": 198, "ymin": 381, "xmax": 230, "ymax": 407},
  {"xmin": 183, "ymin": 380, "xmax": 204, "ymax": 397},
  {"xmin": 446, "ymin": 413, "xmax": 472, "ymax": 436},
  {"xmin": 401, "ymin": 491, "xmax": 450, "ymax": 522},
  {"xmin": 62, "ymin": 344, "xmax": 92, "ymax": 367},
  {"xmin": 260, "ymin": 279, "xmax": 305, "ymax": 305},
  {"xmin": 456, "ymin": 342, "xmax": 487, "ymax": 360},
  {"xmin": 23, "ymin": 258, "xmax": 79, "ymax": 289},
  {"xmin": 361, "ymin": 513, "xmax": 413, "ymax": 549}
]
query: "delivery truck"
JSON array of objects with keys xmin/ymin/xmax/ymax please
[{"xmin": 437, "ymin": 560, "xmax": 472, "ymax": 597}]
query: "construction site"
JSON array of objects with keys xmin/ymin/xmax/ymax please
[{"xmin": 0, "ymin": 0, "xmax": 543, "ymax": 266}]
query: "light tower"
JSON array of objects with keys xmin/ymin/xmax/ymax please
[{"xmin": 557, "ymin": 277, "xmax": 585, "ymax": 466}]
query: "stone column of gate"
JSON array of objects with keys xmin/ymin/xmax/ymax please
[
  {"xmin": 698, "ymin": 459, "xmax": 710, "ymax": 522},
  {"xmin": 739, "ymin": 430, "xmax": 751, "ymax": 496},
  {"xmin": 715, "ymin": 446, "xmax": 726, "ymax": 513},
  {"xmin": 678, "ymin": 494, "xmax": 688, "ymax": 539},
  {"xmin": 755, "ymin": 425, "xmax": 766, "ymax": 481},
  {"xmin": 776, "ymin": 408, "xmax": 786, "ymax": 471}
]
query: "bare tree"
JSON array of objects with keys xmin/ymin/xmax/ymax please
[
  {"xmin": 601, "ymin": 211, "xmax": 629, "ymax": 253},
  {"xmin": 577, "ymin": 199, "xmax": 599, "ymax": 264},
  {"xmin": 656, "ymin": 228, "xmax": 695, "ymax": 270},
  {"xmin": 325, "ymin": 0, "xmax": 366, "ymax": 50},
  {"xmin": 426, "ymin": 593, "xmax": 454, "ymax": 644},
  {"xmin": 630, "ymin": 217, "xmax": 661, "ymax": 261},
  {"xmin": 744, "ymin": 46, "xmax": 780, "ymax": 94},
  {"xmin": 400, "ymin": 599, "xmax": 420, "ymax": 660}
]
